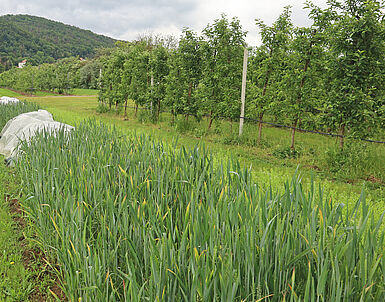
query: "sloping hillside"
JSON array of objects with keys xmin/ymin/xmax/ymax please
[{"xmin": 0, "ymin": 14, "xmax": 116, "ymax": 70}]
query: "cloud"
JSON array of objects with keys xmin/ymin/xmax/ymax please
[{"xmin": 1, "ymin": 0, "xmax": 328, "ymax": 45}]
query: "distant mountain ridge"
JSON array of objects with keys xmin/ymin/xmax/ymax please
[{"xmin": 0, "ymin": 14, "xmax": 117, "ymax": 70}]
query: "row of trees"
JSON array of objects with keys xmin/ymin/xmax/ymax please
[
  {"xmin": 1, "ymin": 0, "xmax": 384, "ymax": 148},
  {"xmin": 99, "ymin": 0, "xmax": 385, "ymax": 148},
  {"xmin": 0, "ymin": 56, "xmax": 102, "ymax": 94},
  {"xmin": 99, "ymin": 17, "xmax": 246, "ymax": 128}
]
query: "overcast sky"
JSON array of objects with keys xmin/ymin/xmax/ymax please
[{"xmin": 1, "ymin": 0, "xmax": 329, "ymax": 45}]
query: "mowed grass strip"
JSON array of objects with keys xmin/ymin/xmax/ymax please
[
  {"xmin": 71, "ymin": 88, "xmax": 98, "ymax": 96},
  {"xmin": 0, "ymin": 103, "xmax": 36, "ymax": 300},
  {"xmin": 0, "ymin": 158, "xmax": 66, "ymax": 302},
  {"xmin": 16, "ymin": 120, "xmax": 385, "ymax": 300},
  {"xmin": 0, "ymin": 88, "xmax": 23, "ymax": 98},
  {"xmin": 0, "ymin": 160, "xmax": 33, "ymax": 301},
  {"xmin": 0, "ymin": 87, "xmax": 98, "ymax": 98}
]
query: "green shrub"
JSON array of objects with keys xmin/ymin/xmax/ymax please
[
  {"xmin": 137, "ymin": 109, "xmax": 152, "ymax": 124},
  {"xmin": 96, "ymin": 103, "xmax": 109, "ymax": 114},
  {"xmin": 175, "ymin": 118, "xmax": 196, "ymax": 134},
  {"xmin": 222, "ymin": 132, "xmax": 271, "ymax": 148},
  {"xmin": 324, "ymin": 141, "xmax": 371, "ymax": 179},
  {"xmin": 273, "ymin": 145, "xmax": 302, "ymax": 159},
  {"xmin": 192, "ymin": 126, "xmax": 206, "ymax": 138}
]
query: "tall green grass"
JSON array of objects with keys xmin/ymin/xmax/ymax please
[
  {"xmin": 17, "ymin": 121, "xmax": 385, "ymax": 301},
  {"xmin": 0, "ymin": 102, "xmax": 40, "ymax": 130}
]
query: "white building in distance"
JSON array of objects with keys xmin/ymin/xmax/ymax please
[{"xmin": 18, "ymin": 59, "xmax": 27, "ymax": 68}]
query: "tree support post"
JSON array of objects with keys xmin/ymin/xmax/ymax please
[{"xmin": 239, "ymin": 48, "xmax": 248, "ymax": 136}]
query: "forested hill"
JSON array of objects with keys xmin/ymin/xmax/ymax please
[{"xmin": 0, "ymin": 14, "xmax": 117, "ymax": 70}]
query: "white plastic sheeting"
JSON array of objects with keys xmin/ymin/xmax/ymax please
[
  {"xmin": 0, "ymin": 109, "xmax": 74, "ymax": 160},
  {"xmin": 0, "ymin": 96, "xmax": 20, "ymax": 104}
]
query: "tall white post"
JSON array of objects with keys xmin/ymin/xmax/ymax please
[
  {"xmin": 99, "ymin": 68, "xmax": 102, "ymax": 104},
  {"xmin": 99, "ymin": 68, "xmax": 102, "ymax": 88},
  {"xmin": 239, "ymin": 48, "xmax": 248, "ymax": 136},
  {"xmin": 150, "ymin": 74, "xmax": 154, "ymax": 113}
]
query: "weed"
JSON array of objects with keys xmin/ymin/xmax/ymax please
[
  {"xmin": 137, "ymin": 109, "xmax": 152, "ymax": 124},
  {"xmin": 324, "ymin": 140, "xmax": 371, "ymax": 179},
  {"xmin": 96, "ymin": 103, "xmax": 109, "ymax": 114},
  {"xmin": 175, "ymin": 118, "xmax": 195, "ymax": 134},
  {"xmin": 272, "ymin": 145, "xmax": 302, "ymax": 159}
]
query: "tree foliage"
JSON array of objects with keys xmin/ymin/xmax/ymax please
[
  {"xmin": 0, "ymin": 14, "xmax": 116, "ymax": 70},
  {"xmin": 165, "ymin": 29, "xmax": 202, "ymax": 118},
  {"xmin": 1, "ymin": 4, "xmax": 385, "ymax": 148},
  {"xmin": 199, "ymin": 15, "xmax": 247, "ymax": 126},
  {"xmin": 320, "ymin": 0, "xmax": 385, "ymax": 147},
  {"xmin": 0, "ymin": 57, "xmax": 102, "ymax": 94},
  {"xmin": 251, "ymin": 7, "xmax": 293, "ymax": 142}
]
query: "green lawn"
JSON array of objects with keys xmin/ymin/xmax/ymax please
[
  {"xmin": 71, "ymin": 88, "xmax": 98, "ymax": 95},
  {"xmin": 0, "ymin": 87, "xmax": 98, "ymax": 98},
  {"xmin": 0, "ymin": 88, "xmax": 23, "ymax": 98},
  {"xmin": 32, "ymin": 90, "xmax": 59, "ymax": 96},
  {"xmin": 25, "ymin": 96, "xmax": 385, "ymax": 220},
  {"xmin": 0, "ymin": 87, "xmax": 58, "ymax": 97}
]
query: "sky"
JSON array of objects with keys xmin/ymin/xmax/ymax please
[{"xmin": 1, "ymin": 0, "xmax": 329, "ymax": 46}]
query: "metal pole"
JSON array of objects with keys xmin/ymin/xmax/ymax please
[{"xmin": 239, "ymin": 48, "xmax": 248, "ymax": 136}]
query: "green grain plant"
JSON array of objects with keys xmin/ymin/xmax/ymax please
[
  {"xmin": 0, "ymin": 101, "xmax": 40, "ymax": 130},
  {"xmin": 17, "ymin": 120, "xmax": 385, "ymax": 301}
]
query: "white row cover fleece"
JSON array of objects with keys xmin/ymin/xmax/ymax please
[
  {"xmin": 0, "ymin": 96, "xmax": 20, "ymax": 104},
  {"xmin": 0, "ymin": 109, "xmax": 74, "ymax": 160}
]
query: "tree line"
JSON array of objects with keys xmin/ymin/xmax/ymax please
[
  {"xmin": 0, "ymin": 56, "xmax": 102, "ymax": 94},
  {"xmin": 1, "ymin": 0, "xmax": 385, "ymax": 148},
  {"xmin": 0, "ymin": 14, "xmax": 116, "ymax": 72}
]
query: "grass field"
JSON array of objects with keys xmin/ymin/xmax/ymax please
[
  {"xmin": 24, "ymin": 95, "xmax": 385, "ymax": 215},
  {"xmin": 31, "ymin": 90, "xmax": 60, "ymax": 96},
  {"xmin": 0, "ymin": 88, "xmax": 23, "ymax": 97},
  {"xmin": 0, "ymin": 87, "xmax": 98, "ymax": 98},
  {"xmin": 1, "ymin": 92, "xmax": 384, "ymax": 299},
  {"xmin": 71, "ymin": 88, "xmax": 98, "ymax": 95},
  {"xmin": 9, "ymin": 96, "xmax": 385, "ymax": 300}
]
